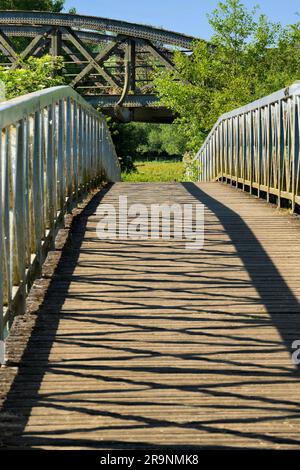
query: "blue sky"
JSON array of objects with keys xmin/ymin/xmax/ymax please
[{"xmin": 63, "ymin": 1, "xmax": 300, "ymax": 39}]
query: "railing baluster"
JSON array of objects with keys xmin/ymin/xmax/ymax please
[
  {"xmin": 66, "ymin": 97, "xmax": 72, "ymax": 199},
  {"xmin": 13, "ymin": 121, "xmax": 26, "ymax": 307},
  {"xmin": 24, "ymin": 118, "xmax": 31, "ymax": 267},
  {"xmin": 195, "ymin": 82, "xmax": 300, "ymax": 212},
  {"xmin": 0, "ymin": 127, "xmax": 3, "ymax": 344},
  {"xmin": 58, "ymin": 99, "xmax": 65, "ymax": 211},
  {"xmin": 0, "ymin": 86, "xmax": 120, "ymax": 356},
  {"xmin": 292, "ymin": 96, "xmax": 298, "ymax": 212},
  {"xmin": 2, "ymin": 129, "xmax": 11, "ymax": 309},
  {"xmin": 296, "ymin": 96, "xmax": 300, "ymax": 201},
  {"xmin": 266, "ymin": 104, "xmax": 272, "ymax": 202},
  {"xmin": 78, "ymin": 106, "xmax": 83, "ymax": 188},
  {"xmin": 32, "ymin": 111, "xmax": 43, "ymax": 266},
  {"xmin": 46, "ymin": 105, "xmax": 55, "ymax": 231},
  {"xmin": 73, "ymin": 101, "xmax": 78, "ymax": 197}
]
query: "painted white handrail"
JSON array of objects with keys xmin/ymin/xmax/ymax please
[
  {"xmin": 195, "ymin": 81, "xmax": 300, "ymax": 209},
  {"xmin": 0, "ymin": 86, "xmax": 120, "ymax": 346}
]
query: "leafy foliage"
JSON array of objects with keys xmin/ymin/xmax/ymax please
[
  {"xmin": 109, "ymin": 121, "xmax": 187, "ymax": 161},
  {"xmin": 183, "ymin": 152, "xmax": 201, "ymax": 182},
  {"xmin": 0, "ymin": 0, "xmax": 65, "ymax": 11},
  {"xmin": 118, "ymin": 155, "xmax": 136, "ymax": 174},
  {"xmin": 0, "ymin": 55, "xmax": 65, "ymax": 100},
  {"xmin": 154, "ymin": 0, "xmax": 300, "ymax": 150}
]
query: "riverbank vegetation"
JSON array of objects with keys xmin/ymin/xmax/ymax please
[
  {"xmin": 154, "ymin": 0, "xmax": 300, "ymax": 151},
  {"xmin": 109, "ymin": 120, "xmax": 187, "ymax": 166},
  {"xmin": 122, "ymin": 160, "xmax": 185, "ymax": 183}
]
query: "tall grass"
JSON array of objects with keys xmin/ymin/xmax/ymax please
[{"xmin": 122, "ymin": 161, "xmax": 185, "ymax": 182}]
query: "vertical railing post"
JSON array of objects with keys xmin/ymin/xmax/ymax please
[
  {"xmin": 82, "ymin": 110, "xmax": 87, "ymax": 187},
  {"xmin": 220, "ymin": 121, "xmax": 224, "ymax": 180},
  {"xmin": 78, "ymin": 106, "xmax": 83, "ymax": 189},
  {"xmin": 291, "ymin": 96, "xmax": 298, "ymax": 212},
  {"xmin": 224, "ymin": 119, "xmax": 228, "ymax": 179},
  {"xmin": 0, "ymin": 125, "xmax": 3, "ymax": 353},
  {"xmin": 266, "ymin": 104, "xmax": 272, "ymax": 203},
  {"xmin": 242, "ymin": 113, "xmax": 247, "ymax": 191},
  {"xmin": 296, "ymin": 96, "xmax": 300, "ymax": 204},
  {"xmin": 278, "ymin": 100, "xmax": 284, "ymax": 208},
  {"xmin": 12, "ymin": 121, "xmax": 26, "ymax": 311},
  {"xmin": 46, "ymin": 105, "xmax": 55, "ymax": 232},
  {"xmin": 0, "ymin": 87, "xmax": 120, "ymax": 340},
  {"xmin": 235, "ymin": 116, "xmax": 239, "ymax": 186},
  {"xmin": 58, "ymin": 99, "xmax": 66, "ymax": 212},
  {"xmin": 249, "ymin": 110, "xmax": 254, "ymax": 194},
  {"xmin": 72, "ymin": 101, "xmax": 78, "ymax": 197},
  {"xmin": 2, "ymin": 129, "xmax": 11, "ymax": 312},
  {"xmin": 32, "ymin": 112, "xmax": 42, "ymax": 257},
  {"xmin": 23, "ymin": 118, "xmax": 31, "ymax": 269},
  {"xmin": 257, "ymin": 107, "xmax": 262, "ymax": 198},
  {"xmin": 66, "ymin": 97, "xmax": 72, "ymax": 199}
]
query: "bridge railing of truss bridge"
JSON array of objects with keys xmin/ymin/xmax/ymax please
[
  {"xmin": 0, "ymin": 85, "xmax": 121, "ymax": 351},
  {"xmin": 194, "ymin": 81, "xmax": 300, "ymax": 211}
]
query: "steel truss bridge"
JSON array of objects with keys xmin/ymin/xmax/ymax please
[{"xmin": 0, "ymin": 11, "xmax": 198, "ymax": 122}]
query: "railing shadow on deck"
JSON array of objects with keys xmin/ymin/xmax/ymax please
[
  {"xmin": 1, "ymin": 182, "xmax": 300, "ymax": 449},
  {"xmin": 0, "ymin": 184, "xmax": 227, "ymax": 451},
  {"xmin": 0, "ymin": 186, "xmax": 114, "ymax": 448},
  {"xmin": 183, "ymin": 182, "xmax": 300, "ymax": 372}
]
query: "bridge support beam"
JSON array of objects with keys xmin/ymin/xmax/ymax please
[
  {"xmin": 0, "ymin": 12, "xmax": 193, "ymax": 122},
  {"xmin": 50, "ymin": 27, "xmax": 62, "ymax": 57},
  {"xmin": 128, "ymin": 39, "xmax": 136, "ymax": 93},
  {"xmin": 66, "ymin": 28, "xmax": 121, "ymax": 89},
  {"xmin": 0, "ymin": 29, "xmax": 17, "ymax": 62}
]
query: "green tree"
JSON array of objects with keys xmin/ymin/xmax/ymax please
[
  {"xmin": 0, "ymin": 0, "xmax": 64, "ymax": 11},
  {"xmin": 0, "ymin": 55, "xmax": 65, "ymax": 99},
  {"xmin": 154, "ymin": 0, "xmax": 300, "ymax": 150},
  {"xmin": 138, "ymin": 124, "xmax": 187, "ymax": 157},
  {"xmin": 110, "ymin": 121, "xmax": 187, "ymax": 162}
]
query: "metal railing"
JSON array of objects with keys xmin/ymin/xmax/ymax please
[
  {"xmin": 196, "ymin": 82, "xmax": 300, "ymax": 210},
  {"xmin": 0, "ymin": 86, "xmax": 120, "ymax": 345}
]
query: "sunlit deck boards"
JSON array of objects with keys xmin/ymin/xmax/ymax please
[{"xmin": 1, "ymin": 181, "xmax": 300, "ymax": 449}]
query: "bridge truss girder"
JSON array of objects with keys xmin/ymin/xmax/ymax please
[
  {"xmin": 0, "ymin": 25, "xmax": 177, "ymax": 120},
  {"xmin": 0, "ymin": 12, "xmax": 196, "ymax": 122}
]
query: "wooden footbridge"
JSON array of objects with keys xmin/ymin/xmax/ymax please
[{"xmin": 1, "ymin": 83, "xmax": 300, "ymax": 450}]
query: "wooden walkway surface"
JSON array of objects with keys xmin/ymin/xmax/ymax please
[{"xmin": 1, "ymin": 182, "xmax": 300, "ymax": 449}]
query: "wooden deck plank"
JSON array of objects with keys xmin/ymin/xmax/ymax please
[{"xmin": 1, "ymin": 182, "xmax": 300, "ymax": 449}]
